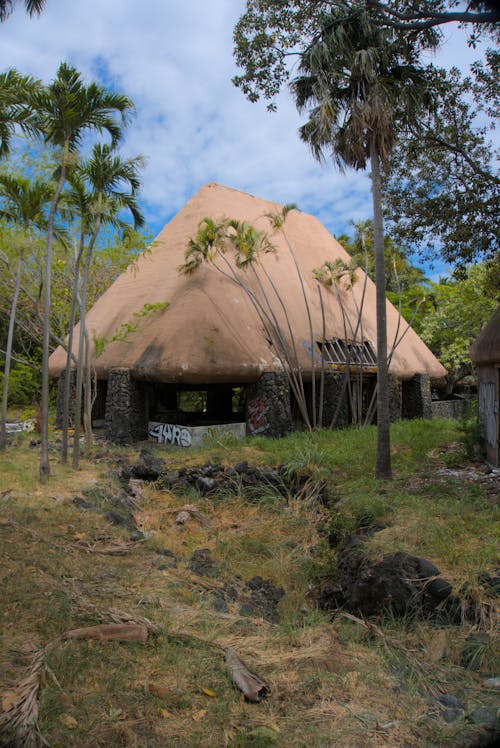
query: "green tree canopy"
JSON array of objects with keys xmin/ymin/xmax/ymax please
[
  {"xmin": 384, "ymin": 59, "xmax": 499, "ymax": 267},
  {"xmin": 233, "ymin": 1, "xmax": 498, "ymax": 106},
  {"xmin": 419, "ymin": 264, "xmax": 498, "ymax": 393},
  {"xmin": 339, "ymin": 220, "xmax": 430, "ymax": 332}
]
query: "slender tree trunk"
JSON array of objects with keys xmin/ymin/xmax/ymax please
[
  {"xmin": 83, "ymin": 327, "xmax": 93, "ymax": 451},
  {"xmin": 61, "ymin": 238, "xmax": 85, "ymax": 464},
  {"xmin": 40, "ymin": 164, "xmax": 67, "ymax": 483},
  {"xmin": 370, "ymin": 138, "xmax": 392, "ymax": 480},
  {"xmin": 72, "ymin": 217, "xmax": 100, "ymax": 469},
  {"xmin": 0, "ymin": 250, "xmax": 23, "ymax": 450}
]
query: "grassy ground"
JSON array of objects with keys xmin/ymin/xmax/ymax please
[{"xmin": 0, "ymin": 418, "xmax": 498, "ymax": 747}]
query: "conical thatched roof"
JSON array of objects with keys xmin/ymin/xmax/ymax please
[
  {"xmin": 470, "ymin": 306, "xmax": 500, "ymax": 365},
  {"xmin": 49, "ymin": 183, "xmax": 445, "ymax": 383}
]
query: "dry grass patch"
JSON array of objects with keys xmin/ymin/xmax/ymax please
[{"xmin": 1, "ymin": 428, "xmax": 498, "ymax": 747}]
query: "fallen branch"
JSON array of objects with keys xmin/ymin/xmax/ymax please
[
  {"xmin": 108, "ymin": 608, "xmax": 270, "ymax": 702},
  {"xmin": 108, "ymin": 607, "xmax": 163, "ymax": 635},
  {"xmin": 63, "ymin": 624, "xmax": 148, "ymax": 644},
  {"xmin": 225, "ymin": 648, "xmax": 270, "ymax": 702}
]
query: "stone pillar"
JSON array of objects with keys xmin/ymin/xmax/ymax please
[
  {"xmin": 402, "ymin": 374, "xmax": 432, "ymax": 420},
  {"xmin": 54, "ymin": 369, "xmax": 78, "ymax": 429},
  {"xmin": 246, "ymin": 372, "xmax": 292, "ymax": 437},
  {"xmin": 321, "ymin": 371, "xmax": 350, "ymax": 428},
  {"xmin": 105, "ymin": 368, "xmax": 148, "ymax": 443},
  {"xmin": 388, "ymin": 375, "xmax": 402, "ymax": 423}
]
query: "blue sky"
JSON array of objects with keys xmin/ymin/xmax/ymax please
[{"xmin": 1, "ymin": 0, "xmax": 494, "ymax": 277}]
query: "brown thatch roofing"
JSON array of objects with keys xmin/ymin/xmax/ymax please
[
  {"xmin": 470, "ymin": 306, "xmax": 500, "ymax": 365},
  {"xmin": 49, "ymin": 183, "xmax": 445, "ymax": 383}
]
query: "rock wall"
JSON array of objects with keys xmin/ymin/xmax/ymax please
[
  {"xmin": 431, "ymin": 399, "xmax": 467, "ymax": 420},
  {"xmin": 105, "ymin": 368, "xmax": 148, "ymax": 443},
  {"xmin": 389, "ymin": 375, "xmax": 402, "ymax": 422},
  {"xmin": 321, "ymin": 372, "xmax": 350, "ymax": 428},
  {"xmin": 402, "ymin": 374, "xmax": 432, "ymax": 419},
  {"xmin": 245, "ymin": 372, "xmax": 293, "ymax": 437}
]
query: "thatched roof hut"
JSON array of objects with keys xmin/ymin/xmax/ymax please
[
  {"xmin": 49, "ymin": 182, "xmax": 444, "ymax": 382},
  {"xmin": 49, "ymin": 183, "xmax": 445, "ymax": 443}
]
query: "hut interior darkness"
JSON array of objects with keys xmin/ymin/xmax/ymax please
[{"xmin": 49, "ymin": 183, "xmax": 446, "ymax": 445}]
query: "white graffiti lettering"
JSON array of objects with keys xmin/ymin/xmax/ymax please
[{"xmin": 148, "ymin": 422, "xmax": 192, "ymax": 447}]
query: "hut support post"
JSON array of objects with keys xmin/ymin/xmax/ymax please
[
  {"xmin": 246, "ymin": 373, "xmax": 293, "ymax": 437},
  {"xmin": 105, "ymin": 368, "xmax": 148, "ymax": 444},
  {"xmin": 321, "ymin": 372, "xmax": 350, "ymax": 428},
  {"xmin": 388, "ymin": 375, "xmax": 402, "ymax": 423},
  {"xmin": 401, "ymin": 374, "xmax": 432, "ymax": 420}
]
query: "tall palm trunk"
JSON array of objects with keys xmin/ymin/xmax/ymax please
[
  {"xmin": 83, "ymin": 327, "xmax": 93, "ymax": 450},
  {"xmin": 61, "ymin": 237, "xmax": 85, "ymax": 464},
  {"xmin": 370, "ymin": 136, "xmax": 392, "ymax": 479},
  {"xmin": 72, "ymin": 216, "xmax": 101, "ymax": 469},
  {"xmin": 40, "ymin": 163, "xmax": 67, "ymax": 483},
  {"xmin": 0, "ymin": 249, "xmax": 23, "ymax": 450}
]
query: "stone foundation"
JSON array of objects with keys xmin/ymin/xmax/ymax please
[
  {"xmin": 402, "ymin": 374, "xmax": 432, "ymax": 419},
  {"xmin": 321, "ymin": 372, "xmax": 350, "ymax": 428},
  {"xmin": 245, "ymin": 372, "xmax": 293, "ymax": 437},
  {"xmin": 388, "ymin": 375, "xmax": 402, "ymax": 422},
  {"xmin": 105, "ymin": 368, "xmax": 148, "ymax": 443}
]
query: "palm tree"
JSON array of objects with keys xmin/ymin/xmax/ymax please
[
  {"xmin": 291, "ymin": 9, "xmax": 431, "ymax": 478},
  {"xmin": 0, "ymin": 69, "xmax": 41, "ymax": 156},
  {"xmin": 0, "ymin": 1, "xmax": 46, "ymax": 22},
  {"xmin": 70, "ymin": 143, "xmax": 144, "ymax": 468},
  {"xmin": 32, "ymin": 62, "xmax": 134, "ymax": 482},
  {"xmin": 0, "ymin": 174, "xmax": 52, "ymax": 449},
  {"xmin": 58, "ymin": 174, "xmax": 91, "ymax": 464}
]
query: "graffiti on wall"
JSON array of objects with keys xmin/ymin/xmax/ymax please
[
  {"xmin": 247, "ymin": 396, "xmax": 270, "ymax": 435},
  {"xmin": 149, "ymin": 422, "xmax": 192, "ymax": 447}
]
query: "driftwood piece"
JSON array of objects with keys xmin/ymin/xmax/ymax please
[
  {"xmin": 64, "ymin": 624, "xmax": 148, "ymax": 643},
  {"xmin": 108, "ymin": 608, "xmax": 163, "ymax": 635},
  {"xmin": 225, "ymin": 647, "xmax": 270, "ymax": 702},
  {"xmin": 174, "ymin": 504, "xmax": 212, "ymax": 528}
]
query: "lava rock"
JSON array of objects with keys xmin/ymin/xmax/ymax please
[
  {"xmin": 188, "ymin": 548, "xmax": 219, "ymax": 577},
  {"xmin": 318, "ymin": 536, "xmax": 454, "ymax": 618},
  {"xmin": 106, "ymin": 510, "xmax": 129, "ymax": 526},
  {"xmin": 240, "ymin": 576, "xmax": 285, "ymax": 623},
  {"xmin": 212, "ymin": 595, "xmax": 229, "ymax": 613},
  {"xmin": 417, "ymin": 557, "xmax": 441, "ymax": 579},
  {"xmin": 195, "ymin": 476, "xmax": 217, "ymax": 494},
  {"xmin": 72, "ymin": 496, "xmax": 96, "ymax": 511},
  {"xmin": 442, "ymin": 708, "xmax": 463, "ymax": 723},
  {"xmin": 428, "ymin": 577, "xmax": 454, "ymax": 599},
  {"xmin": 438, "ymin": 694, "xmax": 465, "ymax": 710},
  {"xmin": 130, "ymin": 449, "xmax": 166, "ymax": 481}
]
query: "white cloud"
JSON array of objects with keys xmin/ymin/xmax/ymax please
[{"xmin": 0, "ymin": 0, "xmax": 493, "ymax": 260}]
